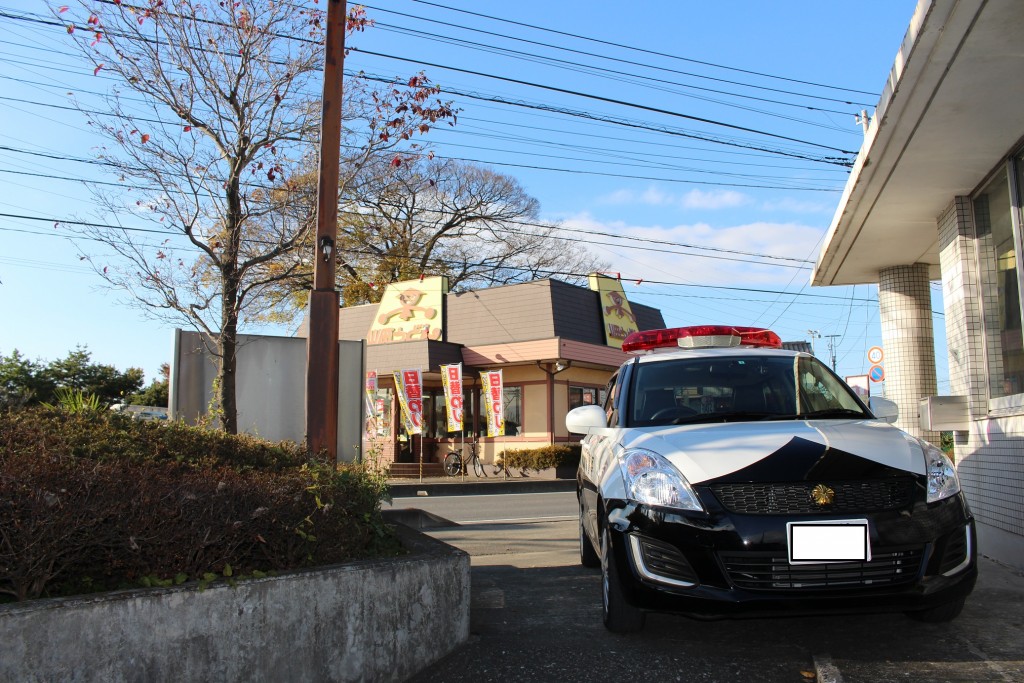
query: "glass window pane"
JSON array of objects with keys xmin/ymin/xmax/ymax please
[
  {"xmin": 569, "ymin": 385, "xmax": 598, "ymax": 411},
  {"xmin": 503, "ymin": 386, "xmax": 522, "ymax": 436},
  {"xmin": 975, "ymin": 166, "xmax": 1024, "ymax": 398},
  {"xmin": 428, "ymin": 390, "xmax": 447, "ymax": 438}
]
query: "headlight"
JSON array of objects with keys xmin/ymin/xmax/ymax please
[
  {"xmin": 924, "ymin": 442, "xmax": 961, "ymax": 503},
  {"xmin": 618, "ymin": 448, "xmax": 704, "ymax": 512}
]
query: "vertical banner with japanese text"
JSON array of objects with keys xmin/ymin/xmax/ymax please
[
  {"xmin": 440, "ymin": 363, "xmax": 464, "ymax": 433},
  {"xmin": 364, "ymin": 370, "xmax": 379, "ymax": 438},
  {"xmin": 393, "ymin": 369, "xmax": 423, "ymax": 435},
  {"xmin": 364, "ymin": 370, "xmax": 378, "ymax": 416},
  {"xmin": 480, "ymin": 370, "xmax": 505, "ymax": 437}
]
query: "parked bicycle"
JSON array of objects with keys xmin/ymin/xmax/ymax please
[{"xmin": 443, "ymin": 441, "xmax": 484, "ymax": 477}]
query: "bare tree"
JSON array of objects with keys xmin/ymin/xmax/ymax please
[
  {"xmin": 54, "ymin": 1, "xmax": 453, "ymax": 432},
  {"xmin": 264, "ymin": 156, "xmax": 609, "ymax": 307}
]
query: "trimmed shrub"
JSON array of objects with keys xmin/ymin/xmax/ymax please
[
  {"xmin": 0, "ymin": 407, "xmax": 396, "ymax": 602},
  {"xmin": 497, "ymin": 444, "xmax": 581, "ymax": 473}
]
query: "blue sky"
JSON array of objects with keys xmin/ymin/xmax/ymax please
[{"xmin": 0, "ymin": 0, "xmax": 942, "ymax": 391}]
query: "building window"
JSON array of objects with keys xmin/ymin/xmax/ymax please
[
  {"xmin": 975, "ymin": 158, "xmax": 1024, "ymax": 400},
  {"xmin": 467, "ymin": 385, "xmax": 521, "ymax": 437},
  {"xmin": 504, "ymin": 386, "xmax": 522, "ymax": 436},
  {"xmin": 569, "ymin": 385, "xmax": 600, "ymax": 411}
]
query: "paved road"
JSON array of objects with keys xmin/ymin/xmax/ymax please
[
  {"xmin": 387, "ymin": 490, "xmax": 577, "ymax": 526},
  {"xmin": 402, "ymin": 494, "xmax": 1024, "ymax": 683}
]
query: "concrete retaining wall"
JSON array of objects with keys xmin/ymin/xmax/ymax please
[{"xmin": 0, "ymin": 525, "xmax": 470, "ymax": 683}]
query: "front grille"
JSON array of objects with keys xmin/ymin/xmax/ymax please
[
  {"xmin": 710, "ymin": 479, "xmax": 916, "ymax": 514},
  {"xmin": 720, "ymin": 548, "xmax": 924, "ymax": 591}
]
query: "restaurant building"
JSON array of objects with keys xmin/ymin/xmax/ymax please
[{"xmin": 332, "ymin": 275, "xmax": 665, "ymax": 476}]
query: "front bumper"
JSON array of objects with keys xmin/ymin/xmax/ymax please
[{"xmin": 604, "ymin": 493, "xmax": 977, "ymax": 619}]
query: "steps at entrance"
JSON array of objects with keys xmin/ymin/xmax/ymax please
[{"xmin": 389, "ymin": 462, "xmax": 445, "ymax": 478}]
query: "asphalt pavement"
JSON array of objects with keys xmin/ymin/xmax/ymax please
[{"xmin": 390, "ymin": 482, "xmax": 1024, "ymax": 683}]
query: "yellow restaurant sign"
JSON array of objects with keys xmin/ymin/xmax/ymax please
[
  {"xmin": 588, "ymin": 273, "xmax": 639, "ymax": 349},
  {"xmin": 367, "ymin": 276, "xmax": 448, "ymax": 345}
]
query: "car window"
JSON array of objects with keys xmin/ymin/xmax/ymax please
[
  {"xmin": 796, "ymin": 356, "xmax": 866, "ymax": 415},
  {"xmin": 628, "ymin": 355, "xmax": 866, "ymax": 427}
]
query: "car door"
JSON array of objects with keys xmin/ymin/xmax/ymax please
[{"xmin": 580, "ymin": 369, "xmax": 624, "ymax": 544}]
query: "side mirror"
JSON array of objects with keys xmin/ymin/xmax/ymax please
[
  {"xmin": 869, "ymin": 396, "xmax": 899, "ymax": 423},
  {"xmin": 566, "ymin": 405, "xmax": 607, "ymax": 434}
]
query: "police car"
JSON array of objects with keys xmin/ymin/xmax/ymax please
[{"xmin": 567, "ymin": 325, "xmax": 976, "ymax": 633}]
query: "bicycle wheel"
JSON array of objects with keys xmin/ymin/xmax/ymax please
[
  {"xmin": 443, "ymin": 452, "xmax": 462, "ymax": 477},
  {"xmin": 472, "ymin": 456, "xmax": 485, "ymax": 478}
]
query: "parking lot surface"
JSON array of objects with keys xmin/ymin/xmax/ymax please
[{"xmin": 406, "ymin": 516, "xmax": 1024, "ymax": 683}]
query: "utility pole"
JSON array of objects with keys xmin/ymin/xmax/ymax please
[
  {"xmin": 824, "ymin": 334, "xmax": 841, "ymax": 370},
  {"xmin": 306, "ymin": 0, "xmax": 347, "ymax": 461}
]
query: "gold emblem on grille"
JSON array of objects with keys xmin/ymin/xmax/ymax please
[{"xmin": 811, "ymin": 484, "xmax": 835, "ymax": 506}]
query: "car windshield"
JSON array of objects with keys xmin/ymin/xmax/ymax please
[{"xmin": 628, "ymin": 354, "xmax": 870, "ymax": 427}]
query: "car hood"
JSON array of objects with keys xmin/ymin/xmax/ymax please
[{"xmin": 621, "ymin": 419, "xmax": 925, "ymax": 485}]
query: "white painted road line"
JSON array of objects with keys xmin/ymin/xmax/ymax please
[
  {"xmin": 460, "ymin": 515, "xmax": 577, "ymax": 525},
  {"xmin": 813, "ymin": 654, "xmax": 843, "ymax": 683}
]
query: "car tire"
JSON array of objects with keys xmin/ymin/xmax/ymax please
[
  {"xmin": 601, "ymin": 525, "xmax": 645, "ymax": 633},
  {"xmin": 906, "ymin": 596, "xmax": 966, "ymax": 623},
  {"xmin": 580, "ymin": 505, "xmax": 600, "ymax": 568}
]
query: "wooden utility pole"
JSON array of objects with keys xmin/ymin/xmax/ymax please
[{"xmin": 306, "ymin": 0, "xmax": 347, "ymax": 461}]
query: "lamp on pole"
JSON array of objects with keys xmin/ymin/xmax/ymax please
[{"xmin": 807, "ymin": 329, "xmax": 820, "ymax": 357}]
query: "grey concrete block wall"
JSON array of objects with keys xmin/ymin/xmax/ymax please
[{"xmin": 0, "ymin": 525, "xmax": 470, "ymax": 683}]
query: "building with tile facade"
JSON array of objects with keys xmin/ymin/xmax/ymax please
[{"xmin": 813, "ymin": 0, "xmax": 1024, "ymax": 569}]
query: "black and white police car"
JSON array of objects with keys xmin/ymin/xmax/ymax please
[{"xmin": 568, "ymin": 325, "xmax": 976, "ymax": 633}]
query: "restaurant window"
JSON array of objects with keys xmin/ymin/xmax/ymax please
[
  {"xmin": 504, "ymin": 386, "xmax": 522, "ymax": 435},
  {"xmin": 975, "ymin": 156, "xmax": 1024, "ymax": 400},
  {"xmin": 569, "ymin": 385, "xmax": 600, "ymax": 411},
  {"xmin": 429, "ymin": 388, "xmax": 475, "ymax": 439},
  {"xmin": 472, "ymin": 385, "xmax": 522, "ymax": 437},
  {"xmin": 425, "ymin": 389, "xmax": 445, "ymax": 438}
]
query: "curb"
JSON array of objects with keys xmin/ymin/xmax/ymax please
[{"xmin": 388, "ymin": 478, "xmax": 576, "ymax": 498}]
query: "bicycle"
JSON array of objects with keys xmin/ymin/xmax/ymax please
[{"xmin": 443, "ymin": 441, "xmax": 484, "ymax": 477}]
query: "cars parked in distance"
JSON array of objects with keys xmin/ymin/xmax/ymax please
[{"xmin": 568, "ymin": 325, "xmax": 976, "ymax": 632}]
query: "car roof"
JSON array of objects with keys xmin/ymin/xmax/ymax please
[{"xmin": 630, "ymin": 346, "xmax": 808, "ymax": 365}]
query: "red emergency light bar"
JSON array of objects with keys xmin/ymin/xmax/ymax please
[{"xmin": 622, "ymin": 325, "xmax": 782, "ymax": 354}]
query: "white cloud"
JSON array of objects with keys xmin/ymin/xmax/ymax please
[
  {"xmin": 679, "ymin": 189, "xmax": 749, "ymax": 210},
  {"xmin": 761, "ymin": 197, "xmax": 836, "ymax": 214},
  {"xmin": 558, "ymin": 214, "xmax": 824, "ymax": 289},
  {"xmin": 600, "ymin": 189, "xmax": 638, "ymax": 205},
  {"xmin": 595, "ymin": 186, "xmax": 751, "ymax": 210}
]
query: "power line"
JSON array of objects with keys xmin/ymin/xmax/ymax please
[
  {"xmin": 361, "ymin": 14, "xmax": 869, "ymax": 116},
  {"xmin": 351, "ymin": 47, "xmax": 858, "ymax": 157},
  {"xmin": 1, "ymin": 7, "xmax": 857, "ymax": 167},
  {"xmin": 0, "ymin": 165, "xmax": 816, "ymax": 269},
  {"xmin": 1, "ymin": 210, "xmax": 870, "ymax": 302},
  {"xmin": 410, "ymin": 0, "xmax": 880, "ymax": 98}
]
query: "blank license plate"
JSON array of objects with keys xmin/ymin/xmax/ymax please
[{"xmin": 788, "ymin": 521, "xmax": 870, "ymax": 564}]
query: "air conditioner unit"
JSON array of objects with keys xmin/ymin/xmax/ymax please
[{"xmin": 918, "ymin": 396, "xmax": 969, "ymax": 431}]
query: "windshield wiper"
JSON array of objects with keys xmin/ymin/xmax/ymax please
[
  {"xmin": 790, "ymin": 408, "xmax": 867, "ymax": 420},
  {"xmin": 670, "ymin": 411, "xmax": 777, "ymax": 425}
]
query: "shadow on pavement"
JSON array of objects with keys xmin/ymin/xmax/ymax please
[{"xmin": 408, "ymin": 559, "xmax": 1024, "ymax": 683}]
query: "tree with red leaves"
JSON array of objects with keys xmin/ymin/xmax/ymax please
[{"xmin": 53, "ymin": 0, "xmax": 454, "ymax": 433}]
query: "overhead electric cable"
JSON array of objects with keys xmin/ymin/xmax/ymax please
[{"xmin": 410, "ymin": 0, "xmax": 880, "ymax": 98}]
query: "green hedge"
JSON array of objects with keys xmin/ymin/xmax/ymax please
[
  {"xmin": 498, "ymin": 444, "xmax": 581, "ymax": 472},
  {"xmin": 0, "ymin": 407, "xmax": 396, "ymax": 602}
]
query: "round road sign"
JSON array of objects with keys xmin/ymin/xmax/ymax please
[
  {"xmin": 869, "ymin": 364, "xmax": 885, "ymax": 383},
  {"xmin": 868, "ymin": 346, "xmax": 884, "ymax": 365}
]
